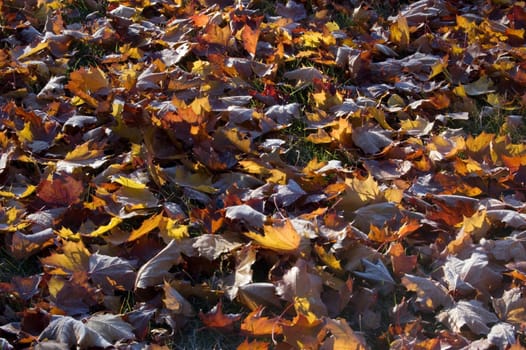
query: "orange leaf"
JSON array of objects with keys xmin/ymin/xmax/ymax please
[
  {"xmin": 237, "ymin": 339, "xmax": 269, "ymax": 350},
  {"xmin": 199, "ymin": 300, "xmax": 241, "ymax": 331},
  {"xmin": 240, "ymin": 307, "xmax": 283, "ymax": 336},
  {"xmin": 241, "ymin": 24, "xmax": 260, "ymax": 57},
  {"xmin": 126, "ymin": 213, "xmax": 163, "ymax": 242},
  {"xmin": 244, "ymin": 219, "xmax": 300, "ymax": 253}
]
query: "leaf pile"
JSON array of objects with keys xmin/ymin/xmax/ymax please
[{"xmin": 1, "ymin": 0, "xmax": 526, "ymax": 348}]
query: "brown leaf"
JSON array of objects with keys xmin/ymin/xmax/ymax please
[
  {"xmin": 37, "ymin": 173, "xmax": 83, "ymax": 207},
  {"xmin": 401, "ymin": 274, "xmax": 452, "ymax": 311},
  {"xmin": 88, "ymin": 253, "xmax": 136, "ymax": 293},
  {"xmin": 241, "ymin": 24, "xmax": 260, "ymax": 57},
  {"xmin": 134, "ymin": 239, "xmax": 194, "ymax": 290},
  {"xmin": 162, "ymin": 281, "xmax": 195, "ymax": 317}
]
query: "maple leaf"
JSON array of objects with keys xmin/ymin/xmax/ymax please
[
  {"xmin": 240, "ymin": 307, "xmax": 283, "ymax": 336},
  {"xmin": 487, "ymin": 323, "xmax": 516, "ymax": 350},
  {"xmin": 276, "ymin": 259, "xmax": 328, "ymax": 318},
  {"xmin": 84, "ymin": 313, "xmax": 135, "ymax": 343},
  {"xmin": 282, "ymin": 313, "xmax": 324, "ymax": 349},
  {"xmin": 244, "ymin": 218, "xmax": 301, "ymax": 254},
  {"xmin": 321, "ymin": 318, "xmax": 368, "ymax": 350},
  {"xmin": 199, "ymin": 300, "xmax": 241, "ymax": 331},
  {"xmin": 437, "ymin": 300, "xmax": 499, "ymax": 334},
  {"xmin": 37, "ymin": 173, "xmax": 84, "ymax": 207},
  {"xmin": 38, "ymin": 316, "xmax": 111, "ymax": 348},
  {"xmin": 401, "ymin": 274, "xmax": 452, "ymax": 311},
  {"xmin": 492, "ymin": 288, "xmax": 526, "ymax": 326},
  {"xmin": 88, "ymin": 253, "xmax": 136, "ymax": 293},
  {"xmin": 442, "ymin": 252, "xmax": 501, "ymax": 298}
]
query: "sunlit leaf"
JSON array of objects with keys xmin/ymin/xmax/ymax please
[
  {"xmin": 437, "ymin": 300, "xmax": 499, "ymax": 334},
  {"xmin": 244, "ymin": 219, "xmax": 301, "ymax": 254}
]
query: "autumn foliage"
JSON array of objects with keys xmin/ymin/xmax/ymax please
[{"xmin": 1, "ymin": 0, "xmax": 526, "ymax": 348}]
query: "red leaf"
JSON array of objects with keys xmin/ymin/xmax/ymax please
[{"xmin": 37, "ymin": 173, "xmax": 83, "ymax": 207}]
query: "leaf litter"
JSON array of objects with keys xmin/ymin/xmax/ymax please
[{"xmin": 1, "ymin": 0, "xmax": 526, "ymax": 348}]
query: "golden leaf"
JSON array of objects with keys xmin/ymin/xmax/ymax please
[
  {"xmin": 126, "ymin": 213, "xmax": 163, "ymax": 242},
  {"xmin": 244, "ymin": 219, "xmax": 300, "ymax": 253}
]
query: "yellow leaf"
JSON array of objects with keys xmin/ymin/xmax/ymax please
[
  {"xmin": 340, "ymin": 174, "xmax": 382, "ymax": 211},
  {"xmin": 267, "ymin": 169, "xmax": 288, "ymax": 184},
  {"xmin": 48, "ymin": 276, "xmax": 65, "ymax": 298},
  {"xmin": 244, "ymin": 219, "xmax": 300, "ymax": 253},
  {"xmin": 127, "ymin": 213, "xmax": 163, "ymax": 242},
  {"xmin": 238, "ymin": 160, "xmax": 270, "ymax": 176},
  {"xmin": 301, "ymin": 31, "xmax": 324, "ymax": 48},
  {"xmin": 191, "ymin": 60, "xmax": 211, "ymax": 75},
  {"xmin": 222, "ymin": 128, "xmax": 251, "ymax": 153},
  {"xmin": 112, "ymin": 99, "xmax": 124, "ymax": 118},
  {"xmin": 294, "ymin": 297, "xmax": 318, "ymax": 323},
  {"xmin": 456, "ymin": 15, "xmax": 476, "ymax": 31},
  {"xmin": 41, "ymin": 240, "xmax": 90, "ymax": 274},
  {"xmin": 90, "ymin": 216, "xmax": 123, "ymax": 237},
  {"xmin": 314, "ymin": 244, "xmax": 342, "ymax": 272},
  {"xmin": 453, "ymin": 85, "xmax": 467, "ymax": 97},
  {"xmin": 306, "ymin": 129, "xmax": 332, "ymax": 144},
  {"xmin": 120, "ymin": 67, "xmax": 138, "ymax": 90},
  {"xmin": 384, "ymin": 187, "xmax": 404, "ymax": 203},
  {"xmin": 66, "ymin": 66, "xmax": 109, "ymax": 108},
  {"xmin": 18, "ymin": 41, "xmax": 49, "ymax": 60},
  {"xmin": 462, "ymin": 210, "xmax": 490, "ymax": 237},
  {"xmin": 64, "ymin": 141, "xmax": 104, "ymax": 161},
  {"xmin": 429, "ymin": 55, "xmax": 448, "ymax": 79},
  {"xmin": 113, "ymin": 176, "xmax": 147, "ymax": 189},
  {"xmin": 190, "ymin": 96, "xmax": 211, "ymax": 115},
  {"xmin": 466, "ymin": 132, "xmax": 493, "ymax": 154},
  {"xmin": 161, "ymin": 217, "xmax": 189, "ymax": 241},
  {"xmin": 390, "ymin": 16, "xmax": 410, "ymax": 48},
  {"xmin": 18, "ymin": 122, "xmax": 33, "ymax": 143},
  {"xmin": 119, "ymin": 44, "xmax": 143, "ymax": 59},
  {"xmin": 56, "ymin": 227, "xmax": 81, "ymax": 241},
  {"xmin": 325, "ymin": 21, "xmax": 340, "ymax": 32},
  {"xmin": 370, "ymin": 107, "xmax": 393, "ymax": 130}
]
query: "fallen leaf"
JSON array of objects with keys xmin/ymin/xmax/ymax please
[
  {"xmin": 244, "ymin": 219, "xmax": 301, "ymax": 254},
  {"xmin": 437, "ymin": 300, "xmax": 499, "ymax": 334},
  {"xmin": 199, "ymin": 300, "xmax": 241, "ymax": 331}
]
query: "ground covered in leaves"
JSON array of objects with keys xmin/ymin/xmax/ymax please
[{"xmin": 1, "ymin": 0, "xmax": 526, "ymax": 348}]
